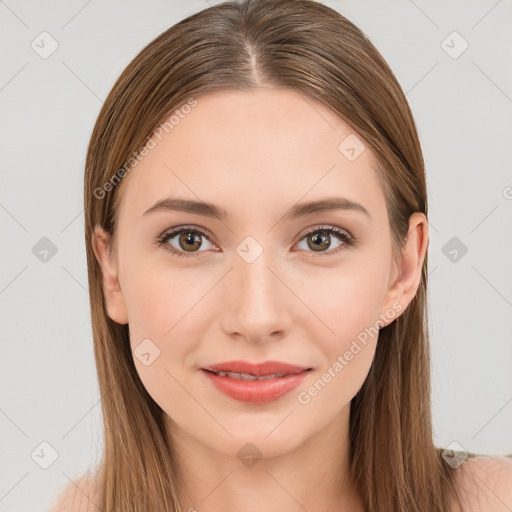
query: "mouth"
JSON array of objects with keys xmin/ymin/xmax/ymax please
[
  {"xmin": 202, "ymin": 369, "xmax": 298, "ymax": 380},
  {"xmin": 199, "ymin": 360, "xmax": 312, "ymax": 403},
  {"xmin": 201, "ymin": 359, "xmax": 312, "ymax": 377}
]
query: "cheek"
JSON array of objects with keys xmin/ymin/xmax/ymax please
[
  {"xmin": 295, "ymin": 253, "xmax": 390, "ymax": 399},
  {"xmin": 300, "ymin": 254, "xmax": 390, "ymax": 345},
  {"xmin": 121, "ymin": 261, "xmax": 209, "ymax": 374},
  {"xmin": 122, "ymin": 265, "xmax": 201, "ymax": 419},
  {"xmin": 299, "ymin": 278, "xmax": 381, "ymax": 413},
  {"xmin": 121, "ymin": 253, "xmax": 203, "ymax": 337}
]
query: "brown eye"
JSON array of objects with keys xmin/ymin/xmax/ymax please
[
  {"xmin": 307, "ymin": 230, "xmax": 332, "ymax": 252},
  {"xmin": 156, "ymin": 227, "xmax": 216, "ymax": 258},
  {"xmin": 295, "ymin": 226, "xmax": 353, "ymax": 256},
  {"xmin": 177, "ymin": 231, "xmax": 203, "ymax": 252}
]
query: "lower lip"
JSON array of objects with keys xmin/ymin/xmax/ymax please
[{"xmin": 201, "ymin": 369, "xmax": 310, "ymax": 404}]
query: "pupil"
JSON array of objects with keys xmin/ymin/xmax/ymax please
[
  {"xmin": 181, "ymin": 232, "xmax": 201, "ymax": 251},
  {"xmin": 314, "ymin": 233, "xmax": 327, "ymax": 245},
  {"xmin": 310, "ymin": 232, "xmax": 329, "ymax": 251}
]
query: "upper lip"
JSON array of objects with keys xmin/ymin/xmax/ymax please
[{"xmin": 202, "ymin": 360, "xmax": 312, "ymax": 376}]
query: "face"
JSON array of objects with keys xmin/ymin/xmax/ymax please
[{"xmin": 93, "ymin": 87, "xmax": 426, "ymax": 460}]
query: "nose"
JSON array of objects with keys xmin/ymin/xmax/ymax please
[{"xmin": 220, "ymin": 250, "xmax": 293, "ymax": 344}]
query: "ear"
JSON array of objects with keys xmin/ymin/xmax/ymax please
[
  {"xmin": 91, "ymin": 225, "xmax": 129, "ymax": 325},
  {"xmin": 380, "ymin": 212, "xmax": 429, "ymax": 327}
]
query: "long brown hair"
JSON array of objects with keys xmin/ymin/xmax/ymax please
[{"xmin": 83, "ymin": 0, "xmax": 466, "ymax": 510}]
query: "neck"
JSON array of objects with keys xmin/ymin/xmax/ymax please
[{"xmin": 166, "ymin": 405, "xmax": 365, "ymax": 512}]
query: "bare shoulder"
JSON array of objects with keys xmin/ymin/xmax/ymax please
[
  {"xmin": 47, "ymin": 475, "xmax": 101, "ymax": 512},
  {"xmin": 451, "ymin": 454, "xmax": 512, "ymax": 512}
]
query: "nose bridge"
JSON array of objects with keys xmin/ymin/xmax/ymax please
[{"xmin": 221, "ymin": 246, "xmax": 292, "ymax": 341}]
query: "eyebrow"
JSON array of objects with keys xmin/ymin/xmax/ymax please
[{"xmin": 143, "ymin": 197, "xmax": 370, "ymax": 220}]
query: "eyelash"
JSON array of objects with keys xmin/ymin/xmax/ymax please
[{"xmin": 155, "ymin": 224, "xmax": 355, "ymax": 259}]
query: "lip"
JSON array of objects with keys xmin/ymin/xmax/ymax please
[
  {"xmin": 202, "ymin": 360, "xmax": 311, "ymax": 376},
  {"xmin": 200, "ymin": 360, "xmax": 312, "ymax": 404}
]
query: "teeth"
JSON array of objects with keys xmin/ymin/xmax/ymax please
[{"xmin": 214, "ymin": 371, "xmax": 287, "ymax": 380}]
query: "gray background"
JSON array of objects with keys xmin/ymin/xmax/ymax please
[{"xmin": 1, "ymin": 0, "xmax": 511, "ymax": 510}]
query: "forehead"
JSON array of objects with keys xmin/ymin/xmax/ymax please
[{"xmin": 117, "ymin": 87, "xmax": 386, "ymax": 223}]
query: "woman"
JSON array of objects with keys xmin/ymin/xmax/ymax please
[{"xmin": 50, "ymin": 0, "xmax": 512, "ymax": 510}]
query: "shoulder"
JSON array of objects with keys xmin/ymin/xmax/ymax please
[
  {"xmin": 451, "ymin": 454, "xmax": 512, "ymax": 512},
  {"xmin": 46, "ymin": 475, "xmax": 101, "ymax": 512}
]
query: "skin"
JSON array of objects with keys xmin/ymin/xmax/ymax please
[{"xmin": 92, "ymin": 87, "xmax": 429, "ymax": 512}]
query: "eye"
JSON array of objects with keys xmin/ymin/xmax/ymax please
[
  {"xmin": 155, "ymin": 226, "xmax": 216, "ymax": 258},
  {"xmin": 155, "ymin": 224, "xmax": 355, "ymax": 259},
  {"xmin": 294, "ymin": 225, "xmax": 354, "ymax": 257}
]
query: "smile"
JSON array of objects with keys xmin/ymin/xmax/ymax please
[{"xmin": 200, "ymin": 367, "xmax": 312, "ymax": 403}]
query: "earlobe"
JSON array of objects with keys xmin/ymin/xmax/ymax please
[
  {"xmin": 91, "ymin": 225, "xmax": 129, "ymax": 325},
  {"xmin": 381, "ymin": 213, "xmax": 429, "ymax": 326}
]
